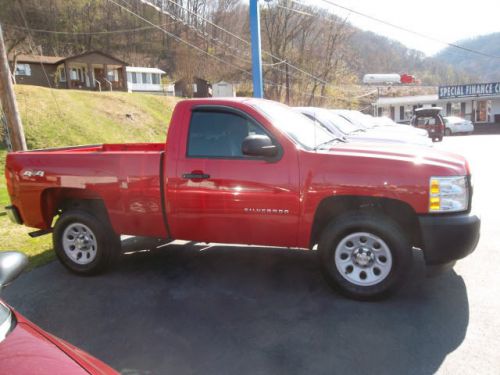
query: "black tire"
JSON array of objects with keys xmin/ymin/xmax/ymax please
[
  {"xmin": 445, "ymin": 128, "xmax": 452, "ymax": 136},
  {"xmin": 53, "ymin": 210, "xmax": 121, "ymax": 275},
  {"xmin": 318, "ymin": 212, "xmax": 412, "ymax": 300}
]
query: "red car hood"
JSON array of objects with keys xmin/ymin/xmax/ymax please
[{"xmin": 0, "ymin": 312, "xmax": 117, "ymax": 375}]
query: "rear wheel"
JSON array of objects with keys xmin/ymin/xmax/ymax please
[
  {"xmin": 318, "ymin": 212, "xmax": 412, "ymax": 300},
  {"xmin": 53, "ymin": 210, "xmax": 121, "ymax": 275}
]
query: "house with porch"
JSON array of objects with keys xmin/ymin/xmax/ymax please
[{"xmin": 10, "ymin": 51, "xmax": 128, "ymax": 91}]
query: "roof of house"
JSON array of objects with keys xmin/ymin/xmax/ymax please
[
  {"xmin": 126, "ymin": 66, "xmax": 166, "ymax": 74},
  {"xmin": 12, "ymin": 54, "xmax": 64, "ymax": 64},
  {"xmin": 61, "ymin": 50, "xmax": 128, "ymax": 65},
  {"xmin": 9, "ymin": 50, "xmax": 127, "ymax": 65}
]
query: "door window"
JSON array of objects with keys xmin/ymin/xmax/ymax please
[{"xmin": 187, "ymin": 110, "xmax": 267, "ymax": 158}]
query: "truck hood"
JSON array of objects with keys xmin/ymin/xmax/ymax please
[{"xmin": 326, "ymin": 142, "xmax": 468, "ymax": 175}]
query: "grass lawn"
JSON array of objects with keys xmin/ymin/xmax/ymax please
[{"xmin": 1, "ymin": 85, "xmax": 177, "ymax": 269}]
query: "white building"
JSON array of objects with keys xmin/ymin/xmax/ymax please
[
  {"xmin": 374, "ymin": 82, "xmax": 500, "ymax": 124},
  {"xmin": 126, "ymin": 67, "xmax": 166, "ymax": 93},
  {"xmin": 212, "ymin": 81, "xmax": 236, "ymax": 97}
]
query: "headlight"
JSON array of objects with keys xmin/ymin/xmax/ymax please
[{"xmin": 429, "ymin": 176, "xmax": 469, "ymax": 213}]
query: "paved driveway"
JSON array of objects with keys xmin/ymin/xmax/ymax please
[{"xmin": 4, "ymin": 135, "xmax": 500, "ymax": 375}]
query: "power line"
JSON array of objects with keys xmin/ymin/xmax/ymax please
[
  {"xmin": 106, "ymin": 0, "xmax": 252, "ymax": 77},
  {"xmin": 275, "ymin": 3, "xmax": 314, "ymax": 17},
  {"xmin": 110, "ymin": 0, "xmax": 357, "ymax": 104},
  {"xmin": 153, "ymin": 0, "xmax": 376, "ymax": 101},
  {"xmin": 144, "ymin": 0, "xmax": 338, "ymax": 88},
  {"xmin": 136, "ymin": 0, "xmax": 361, "ymax": 103},
  {"xmin": 315, "ymin": 0, "xmax": 500, "ymax": 59},
  {"xmin": 5, "ymin": 23, "xmax": 165, "ymax": 35}
]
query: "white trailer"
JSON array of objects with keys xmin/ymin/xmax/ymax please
[{"xmin": 363, "ymin": 73, "xmax": 401, "ymax": 85}]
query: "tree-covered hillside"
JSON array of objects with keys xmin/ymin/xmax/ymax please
[
  {"xmin": 1, "ymin": 0, "xmax": 475, "ymax": 106},
  {"xmin": 435, "ymin": 33, "xmax": 500, "ymax": 82}
]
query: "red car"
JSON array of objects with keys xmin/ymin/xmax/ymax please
[
  {"xmin": 0, "ymin": 251, "xmax": 118, "ymax": 375},
  {"xmin": 411, "ymin": 107, "xmax": 445, "ymax": 142},
  {"xmin": 5, "ymin": 98, "xmax": 480, "ymax": 299}
]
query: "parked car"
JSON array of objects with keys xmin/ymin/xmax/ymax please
[
  {"xmin": 411, "ymin": 107, "xmax": 445, "ymax": 142},
  {"xmin": 332, "ymin": 110, "xmax": 428, "ymax": 138},
  {"xmin": 5, "ymin": 98, "xmax": 480, "ymax": 300},
  {"xmin": 371, "ymin": 116, "xmax": 429, "ymax": 137},
  {"xmin": 294, "ymin": 107, "xmax": 432, "ymax": 146},
  {"xmin": 0, "ymin": 251, "xmax": 118, "ymax": 374},
  {"xmin": 444, "ymin": 116, "xmax": 474, "ymax": 136}
]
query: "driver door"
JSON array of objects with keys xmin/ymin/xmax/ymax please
[{"xmin": 169, "ymin": 107, "xmax": 300, "ymax": 247}]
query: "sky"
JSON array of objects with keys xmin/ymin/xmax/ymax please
[{"xmin": 308, "ymin": 0, "xmax": 500, "ymax": 56}]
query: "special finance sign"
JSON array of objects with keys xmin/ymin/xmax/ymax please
[{"xmin": 439, "ymin": 82, "xmax": 500, "ymax": 99}]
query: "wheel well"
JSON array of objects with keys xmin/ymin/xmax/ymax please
[
  {"xmin": 41, "ymin": 188, "xmax": 109, "ymax": 227},
  {"xmin": 310, "ymin": 196, "xmax": 421, "ymax": 249}
]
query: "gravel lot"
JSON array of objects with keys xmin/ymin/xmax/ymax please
[{"xmin": 4, "ymin": 135, "xmax": 500, "ymax": 375}]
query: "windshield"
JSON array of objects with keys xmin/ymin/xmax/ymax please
[
  {"xmin": 0, "ymin": 301, "xmax": 13, "ymax": 343},
  {"xmin": 307, "ymin": 108, "xmax": 360, "ymax": 135},
  {"xmin": 252, "ymin": 101, "xmax": 337, "ymax": 150},
  {"xmin": 332, "ymin": 110, "xmax": 373, "ymax": 130}
]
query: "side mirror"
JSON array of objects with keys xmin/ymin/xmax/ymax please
[
  {"xmin": 0, "ymin": 251, "xmax": 28, "ymax": 289},
  {"xmin": 242, "ymin": 135, "xmax": 278, "ymax": 158}
]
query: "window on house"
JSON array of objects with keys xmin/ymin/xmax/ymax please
[
  {"xmin": 187, "ymin": 110, "xmax": 267, "ymax": 158},
  {"xmin": 193, "ymin": 84, "xmax": 198, "ymax": 93},
  {"xmin": 152, "ymin": 74, "xmax": 160, "ymax": 84},
  {"xmin": 142, "ymin": 73, "xmax": 148, "ymax": 84},
  {"xmin": 15, "ymin": 63, "xmax": 31, "ymax": 76},
  {"xmin": 131, "ymin": 72, "xmax": 137, "ymax": 84},
  {"xmin": 107, "ymin": 69, "xmax": 118, "ymax": 81},
  {"xmin": 399, "ymin": 106, "xmax": 404, "ymax": 120},
  {"xmin": 70, "ymin": 68, "xmax": 79, "ymax": 80}
]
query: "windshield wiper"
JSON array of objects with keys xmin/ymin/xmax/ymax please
[{"xmin": 314, "ymin": 137, "xmax": 346, "ymax": 150}]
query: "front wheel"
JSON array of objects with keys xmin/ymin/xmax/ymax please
[
  {"xmin": 318, "ymin": 213, "xmax": 412, "ymax": 300},
  {"xmin": 53, "ymin": 210, "xmax": 121, "ymax": 275}
]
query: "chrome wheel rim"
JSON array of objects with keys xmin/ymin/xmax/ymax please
[
  {"xmin": 62, "ymin": 223, "xmax": 97, "ymax": 265},
  {"xmin": 334, "ymin": 232, "xmax": 393, "ymax": 286}
]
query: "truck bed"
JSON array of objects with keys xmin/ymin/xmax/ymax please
[{"xmin": 6, "ymin": 143, "xmax": 168, "ymax": 238}]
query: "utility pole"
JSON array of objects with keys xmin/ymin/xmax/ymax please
[
  {"xmin": 0, "ymin": 24, "xmax": 27, "ymax": 151},
  {"xmin": 285, "ymin": 61, "xmax": 290, "ymax": 105},
  {"xmin": 249, "ymin": 0, "xmax": 263, "ymax": 98}
]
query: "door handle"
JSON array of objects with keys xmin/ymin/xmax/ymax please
[{"xmin": 182, "ymin": 172, "xmax": 210, "ymax": 180}]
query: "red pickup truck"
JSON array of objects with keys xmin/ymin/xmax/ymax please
[{"xmin": 4, "ymin": 98, "xmax": 480, "ymax": 299}]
